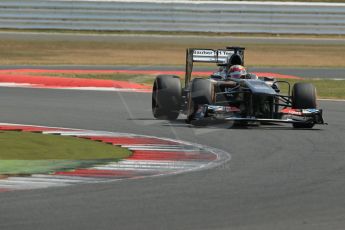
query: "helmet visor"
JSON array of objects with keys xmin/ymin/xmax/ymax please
[{"xmin": 230, "ymin": 70, "xmax": 246, "ymax": 79}]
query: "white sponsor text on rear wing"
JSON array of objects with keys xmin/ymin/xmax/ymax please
[
  {"xmin": 185, "ymin": 47, "xmax": 245, "ymax": 85},
  {"xmin": 192, "ymin": 49, "xmax": 235, "ymax": 63}
]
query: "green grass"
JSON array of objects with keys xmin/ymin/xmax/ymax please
[
  {"xmin": 0, "ymin": 131, "xmax": 130, "ymax": 160},
  {"xmin": 0, "ymin": 131, "xmax": 131, "ymax": 175},
  {"xmin": 0, "ymin": 160, "xmax": 110, "ymax": 175},
  {"xmin": 278, "ymin": 79, "xmax": 345, "ymax": 99},
  {"xmin": 1, "ymin": 33, "xmax": 345, "ymax": 67}
]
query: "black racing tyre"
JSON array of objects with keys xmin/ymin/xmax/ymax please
[
  {"xmin": 191, "ymin": 78, "xmax": 213, "ymax": 105},
  {"xmin": 291, "ymin": 83, "xmax": 317, "ymax": 128},
  {"xmin": 187, "ymin": 78, "xmax": 213, "ymax": 123},
  {"xmin": 292, "ymin": 83, "xmax": 317, "ymax": 109},
  {"xmin": 152, "ymin": 75, "xmax": 181, "ymax": 120}
]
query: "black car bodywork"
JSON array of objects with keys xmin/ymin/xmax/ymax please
[{"xmin": 152, "ymin": 46, "xmax": 325, "ymax": 128}]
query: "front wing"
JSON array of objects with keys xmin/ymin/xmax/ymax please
[{"xmin": 193, "ymin": 105, "xmax": 325, "ymax": 126}]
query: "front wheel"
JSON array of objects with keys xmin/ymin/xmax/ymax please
[
  {"xmin": 291, "ymin": 83, "xmax": 317, "ymax": 128},
  {"xmin": 152, "ymin": 75, "xmax": 181, "ymax": 120},
  {"xmin": 187, "ymin": 78, "xmax": 213, "ymax": 122},
  {"xmin": 191, "ymin": 78, "xmax": 213, "ymax": 105}
]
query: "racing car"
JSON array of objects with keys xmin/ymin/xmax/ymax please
[{"xmin": 152, "ymin": 46, "xmax": 325, "ymax": 128}]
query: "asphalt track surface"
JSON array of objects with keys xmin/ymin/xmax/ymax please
[
  {"xmin": 0, "ymin": 87, "xmax": 344, "ymax": 230},
  {"xmin": 2, "ymin": 32, "xmax": 345, "ymax": 45},
  {"xmin": 1, "ymin": 65, "xmax": 345, "ymax": 79}
]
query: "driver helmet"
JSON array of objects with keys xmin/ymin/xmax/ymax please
[{"xmin": 228, "ymin": 65, "xmax": 247, "ymax": 79}]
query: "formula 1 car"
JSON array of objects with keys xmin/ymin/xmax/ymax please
[{"xmin": 152, "ymin": 46, "xmax": 325, "ymax": 128}]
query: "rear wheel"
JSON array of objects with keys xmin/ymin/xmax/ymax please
[
  {"xmin": 152, "ymin": 75, "xmax": 181, "ymax": 120},
  {"xmin": 291, "ymin": 83, "xmax": 317, "ymax": 128}
]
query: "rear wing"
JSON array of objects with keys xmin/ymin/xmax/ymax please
[
  {"xmin": 191, "ymin": 49, "xmax": 236, "ymax": 63},
  {"xmin": 185, "ymin": 47, "xmax": 245, "ymax": 85}
]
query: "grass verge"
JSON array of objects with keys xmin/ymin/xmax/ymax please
[
  {"xmin": 277, "ymin": 79, "xmax": 345, "ymax": 99},
  {"xmin": 0, "ymin": 131, "xmax": 131, "ymax": 175},
  {"xmin": 0, "ymin": 34, "xmax": 344, "ymax": 67}
]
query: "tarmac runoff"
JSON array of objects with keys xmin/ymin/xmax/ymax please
[
  {"xmin": 1, "ymin": 65, "xmax": 344, "ymax": 79},
  {"xmin": 0, "ymin": 123, "xmax": 230, "ymax": 191},
  {"xmin": 0, "ymin": 68, "xmax": 343, "ymax": 101},
  {"xmin": 0, "ymin": 88, "xmax": 343, "ymax": 230},
  {"xmin": 0, "ymin": 68, "xmax": 302, "ymax": 92}
]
